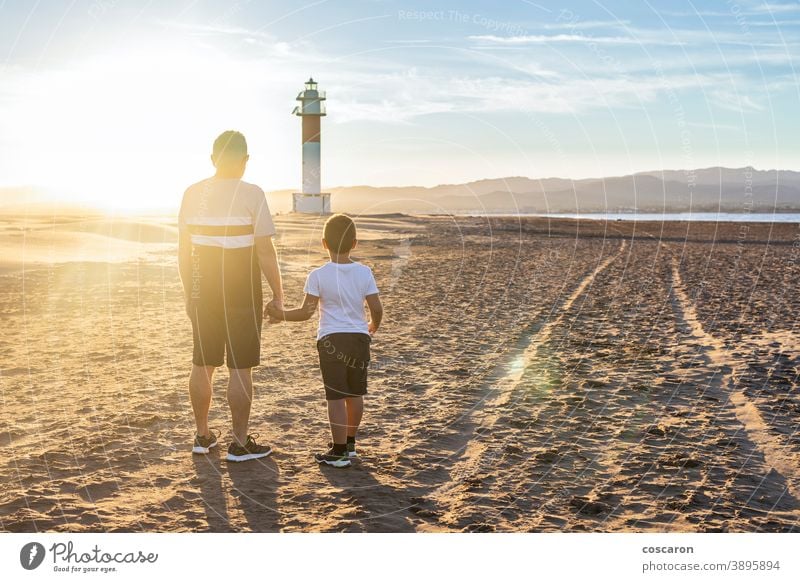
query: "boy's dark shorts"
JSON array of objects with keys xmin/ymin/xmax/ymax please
[{"xmin": 317, "ymin": 333, "xmax": 371, "ymax": 400}]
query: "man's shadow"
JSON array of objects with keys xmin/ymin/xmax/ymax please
[
  {"xmin": 227, "ymin": 454, "xmax": 281, "ymax": 531},
  {"xmin": 192, "ymin": 450, "xmax": 281, "ymax": 532},
  {"xmin": 318, "ymin": 461, "xmax": 419, "ymax": 532},
  {"xmin": 191, "ymin": 451, "xmax": 231, "ymax": 531}
]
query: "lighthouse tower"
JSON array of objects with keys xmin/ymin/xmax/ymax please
[{"xmin": 292, "ymin": 77, "xmax": 331, "ymax": 213}]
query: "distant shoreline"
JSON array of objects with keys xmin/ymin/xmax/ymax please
[
  {"xmin": 3, "ymin": 209, "xmax": 800, "ymax": 223},
  {"xmin": 440, "ymin": 212, "xmax": 800, "ymax": 223}
]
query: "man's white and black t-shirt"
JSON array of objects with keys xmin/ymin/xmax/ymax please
[{"xmin": 179, "ymin": 177, "xmax": 275, "ymax": 368}]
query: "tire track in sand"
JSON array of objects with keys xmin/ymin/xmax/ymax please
[
  {"xmin": 422, "ymin": 240, "xmax": 628, "ymax": 524},
  {"xmin": 670, "ymin": 256, "xmax": 800, "ymax": 502}
]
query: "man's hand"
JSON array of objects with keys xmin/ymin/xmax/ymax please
[
  {"xmin": 368, "ymin": 321, "xmax": 378, "ymax": 336},
  {"xmin": 255, "ymin": 236, "xmax": 284, "ymax": 318},
  {"xmin": 265, "ymin": 298, "xmax": 284, "ymax": 323}
]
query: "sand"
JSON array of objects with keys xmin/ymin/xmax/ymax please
[{"xmin": 0, "ymin": 213, "xmax": 798, "ymax": 532}]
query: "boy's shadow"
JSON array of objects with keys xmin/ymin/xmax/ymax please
[
  {"xmin": 192, "ymin": 451, "xmax": 281, "ymax": 532},
  {"xmin": 318, "ymin": 461, "xmax": 418, "ymax": 532}
]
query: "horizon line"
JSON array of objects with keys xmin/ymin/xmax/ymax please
[{"xmin": 3, "ymin": 163, "xmax": 798, "ymax": 198}]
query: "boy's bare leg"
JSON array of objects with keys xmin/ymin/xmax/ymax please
[
  {"xmin": 189, "ymin": 365, "xmax": 215, "ymax": 437},
  {"xmin": 327, "ymin": 399, "xmax": 348, "ymax": 445},
  {"xmin": 345, "ymin": 396, "xmax": 363, "ymax": 438},
  {"xmin": 228, "ymin": 367, "xmax": 253, "ymax": 446}
]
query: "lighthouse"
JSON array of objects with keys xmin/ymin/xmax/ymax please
[{"xmin": 292, "ymin": 77, "xmax": 331, "ymax": 213}]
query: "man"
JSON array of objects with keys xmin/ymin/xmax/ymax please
[{"xmin": 178, "ymin": 130, "xmax": 283, "ymax": 462}]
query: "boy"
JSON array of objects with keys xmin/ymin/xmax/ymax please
[{"xmin": 267, "ymin": 214, "xmax": 383, "ymax": 467}]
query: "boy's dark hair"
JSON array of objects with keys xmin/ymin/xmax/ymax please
[
  {"xmin": 323, "ymin": 214, "xmax": 357, "ymax": 254},
  {"xmin": 212, "ymin": 130, "xmax": 247, "ymax": 161}
]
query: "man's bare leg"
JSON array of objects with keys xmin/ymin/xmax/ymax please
[
  {"xmin": 345, "ymin": 396, "xmax": 363, "ymax": 439},
  {"xmin": 228, "ymin": 367, "xmax": 253, "ymax": 446},
  {"xmin": 190, "ymin": 365, "xmax": 215, "ymax": 437},
  {"xmin": 327, "ymin": 399, "xmax": 348, "ymax": 445}
]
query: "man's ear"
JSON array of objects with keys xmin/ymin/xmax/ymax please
[
  {"xmin": 351, "ymin": 238, "xmax": 358, "ymax": 250},
  {"xmin": 322, "ymin": 238, "xmax": 329, "ymax": 249},
  {"xmin": 210, "ymin": 154, "xmax": 218, "ymax": 168}
]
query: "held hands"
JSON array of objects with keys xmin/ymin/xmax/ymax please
[{"xmin": 265, "ymin": 298, "xmax": 284, "ymax": 323}]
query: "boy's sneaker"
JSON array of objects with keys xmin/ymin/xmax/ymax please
[
  {"xmin": 192, "ymin": 430, "xmax": 220, "ymax": 454},
  {"xmin": 226, "ymin": 434, "xmax": 273, "ymax": 462},
  {"xmin": 315, "ymin": 448, "xmax": 351, "ymax": 468},
  {"xmin": 329, "ymin": 441, "xmax": 358, "ymax": 458}
]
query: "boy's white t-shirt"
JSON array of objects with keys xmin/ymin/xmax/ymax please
[{"xmin": 304, "ymin": 261, "xmax": 379, "ymax": 340}]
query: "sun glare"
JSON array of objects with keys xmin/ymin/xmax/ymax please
[{"xmin": 3, "ymin": 43, "xmax": 293, "ymax": 212}]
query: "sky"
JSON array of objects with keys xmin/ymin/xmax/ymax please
[{"xmin": 0, "ymin": 0, "xmax": 798, "ymax": 210}]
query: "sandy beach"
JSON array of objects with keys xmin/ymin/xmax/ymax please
[{"xmin": 1, "ymin": 212, "xmax": 798, "ymax": 532}]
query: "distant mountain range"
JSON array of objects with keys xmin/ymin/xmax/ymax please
[
  {"xmin": 267, "ymin": 167, "xmax": 800, "ymax": 214},
  {"xmin": 2, "ymin": 167, "xmax": 799, "ymax": 215}
]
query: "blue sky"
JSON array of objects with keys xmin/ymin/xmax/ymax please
[{"xmin": 0, "ymin": 0, "xmax": 798, "ymax": 208}]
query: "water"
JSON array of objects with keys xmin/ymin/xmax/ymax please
[{"xmin": 467, "ymin": 212, "xmax": 800, "ymax": 223}]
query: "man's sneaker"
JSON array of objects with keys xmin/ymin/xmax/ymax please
[
  {"xmin": 329, "ymin": 441, "xmax": 358, "ymax": 458},
  {"xmin": 226, "ymin": 434, "xmax": 273, "ymax": 462},
  {"xmin": 315, "ymin": 448, "xmax": 351, "ymax": 468},
  {"xmin": 192, "ymin": 430, "xmax": 220, "ymax": 454}
]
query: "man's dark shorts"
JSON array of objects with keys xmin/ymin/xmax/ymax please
[
  {"xmin": 188, "ymin": 245, "xmax": 262, "ymax": 369},
  {"xmin": 317, "ymin": 333, "xmax": 371, "ymax": 400}
]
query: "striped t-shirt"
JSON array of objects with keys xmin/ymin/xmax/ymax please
[
  {"xmin": 178, "ymin": 177, "xmax": 276, "ymax": 247},
  {"xmin": 179, "ymin": 178, "xmax": 276, "ymax": 308}
]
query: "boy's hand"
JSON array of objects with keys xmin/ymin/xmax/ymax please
[
  {"xmin": 265, "ymin": 299, "xmax": 284, "ymax": 323},
  {"xmin": 265, "ymin": 293, "xmax": 317, "ymax": 324},
  {"xmin": 365, "ymin": 293, "xmax": 382, "ymax": 337}
]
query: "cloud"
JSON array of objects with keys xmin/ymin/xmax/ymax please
[
  {"xmin": 330, "ymin": 69, "xmax": 731, "ymax": 122},
  {"xmin": 469, "ymin": 33, "xmax": 680, "ymax": 45},
  {"xmin": 541, "ymin": 19, "xmax": 631, "ymax": 30},
  {"xmin": 661, "ymin": 10, "xmax": 740, "ymax": 17},
  {"xmin": 752, "ymin": 2, "xmax": 800, "ymax": 13},
  {"xmin": 663, "ymin": 2, "xmax": 800, "ymax": 16},
  {"xmin": 471, "ymin": 25, "xmax": 800, "ymax": 49},
  {"xmin": 383, "ymin": 39, "xmax": 436, "ymax": 44},
  {"xmin": 710, "ymin": 89, "xmax": 765, "ymax": 113},
  {"xmin": 749, "ymin": 18, "xmax": 800, "ymax": 24},
  {"xmin": 158, "ymin": 20, "xmax": 273, "ymax": 39}
]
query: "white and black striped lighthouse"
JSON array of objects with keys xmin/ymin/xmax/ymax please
[{"xmin": 292, "ymin": 77, "xmax": 331, "ymax": 213}]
